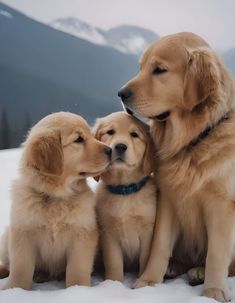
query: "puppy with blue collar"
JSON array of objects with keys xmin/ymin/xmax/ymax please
[{"xmin": 93, "ymin": 112, "xmax": 157, "ymax": 281}]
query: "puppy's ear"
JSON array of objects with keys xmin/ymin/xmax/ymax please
[
  {"xmin": 183, "ymin": 48, "xmax": 221, "ymax": 111},
  {"xmin": 92, "ymin": 118, "xmax": 103, "ymax": 182},
  {"xmin": 92, "ymin": 118, "xmax": 103, "ymax": 141},
  {"xmin": 142, "ymin": 134, "xmax": 156, "ymax": 175},
  {"xmin": 27, "ymin": 131, "xmax": 63, "ymax": 175}
]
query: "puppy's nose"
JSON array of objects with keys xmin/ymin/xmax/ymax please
[
  {"xmin": 118, "ymin": 87, "xmax": 133, "ymax": 102},
  {"xmin": 104, "ymin": 146, "xmax": 112, "ymax": 159},
  {"xmin": 115, "ymin": 143, "xmax": 127, "ymax": 154}
]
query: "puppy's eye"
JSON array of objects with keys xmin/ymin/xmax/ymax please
[
  {"xmin": 74, "ymin": 136, "xmax": 84, "ymax": 143},
  {"xmin": 130, "ymin": 131, "xmax": 139, "ymax": 138},
  {"xmin": 152, "ymin": 67, "xmax": 167, "ymax": 75},
  {"xmin": 107, "ymin": 129, "xmax": 115, "ymax": 136}
]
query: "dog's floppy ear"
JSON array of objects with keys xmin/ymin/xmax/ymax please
[
  {"xmin": 92, "ymin": 118, "xmax": 104, "ymax": 182},
  {"xmin": 183, "ymin": 48, "xmax": 221, "ymax": 111},
  {"xmin": 92, "ymin": 118, "xmax": 103, "ymax": 141},
  {"xmin": 27, "ymin": 130, "xmax": 63, "ymax": 175},
  {"xmin": 142, "ymin": 133, "xmax": 156, "ymax": 175}
]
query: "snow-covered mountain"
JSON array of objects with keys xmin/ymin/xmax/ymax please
[
  {"xmin": 104, "ymin": 25, "xmax": 158, "ymax": 55},
  {"xmin": 49, "ymin": 18, "xmax": 159, "ymax": 55},
  {"xmin": 51, "ymin": 17, "xmax": 107, "ymax": 45},
  {"xmin": 0, "ymin": 8, "xmax": 12, "ymax": 18}
]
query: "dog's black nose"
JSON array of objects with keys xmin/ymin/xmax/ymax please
[
  {"xmin": 115, "ymin": 143, "xmax": 127, "ymax": 154},
  {"xmin": 118, "ymin": 87, "xmax": 133, "ymax": 102},
  {"xmin": 104, "ymin": 146, "xmax": 112, "ymax": 159}
]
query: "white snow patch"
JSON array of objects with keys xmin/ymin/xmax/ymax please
[
  {"xmin": 50, "ymin": 19, "xmax": 107, "ymax": 46},
  {"xmin": 0, "ymin": 148, "xmax": 234, "ymax": 302},
  {"xmin": 115, "ymin": 36, "xmax": 149, "ymax": 55},
  {"xmin": 0, "ymin": 10, "xmax": 12, "ymax": 19}
]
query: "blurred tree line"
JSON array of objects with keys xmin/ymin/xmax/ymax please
[{"xmin": 0, "ymin": 109, "xmax": 31, "ymax": 150}]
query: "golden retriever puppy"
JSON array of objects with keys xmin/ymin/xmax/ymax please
[
  {"xmin": 0, "ymin": 112, "xmax": 112, "ymax": 290},
  {"xmin": 93, "ymin": 112, "xmax": 156, "ymax": 281},
  {"xmin": 118, "ymin": 32, "xmax": 235, "ymax": 302}
]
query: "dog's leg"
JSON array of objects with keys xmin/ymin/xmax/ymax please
[
  {"xmin": 66, "ymin": 233, "xmax": 97, "ymax": 287},
  {"xmin": 2, "ymin": 230, "xmax": 35, "ymax": 290},
  {"xmin": 133, "ymin": 197, "xmax": 179, "ymax": 288},
  {"xmin": 139, "ymin": 229, "xmax": 153, "ymax": 276},
  {"xmin": 202, "ymin": 205, "xmax": 234, "ymax": 302},
  {"xmin": 101, "ymin": 232, "xmax": 124, "ymax": 282}
]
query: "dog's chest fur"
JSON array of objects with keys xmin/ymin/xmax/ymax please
[
  {"xmin": 11, "ymin": 180, "xmax": 96, "ymax": 239},
  {"xmin": 97, "ymin": 181, "xmax": 156, "ymax": 260},
  {"xmin": 156, "ymin": 123, "xmax": 235, "ymax": 262}
]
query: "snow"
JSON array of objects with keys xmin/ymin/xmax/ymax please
[
  {"xmin": 49, "ymin": 18, "xmax": 156, "ymax": 55},
  {"xmin": 50, "ymin": 18, "xmax": 107, "ymax": 46},
  {"xmin": 0, "ymin": 9, "xmax": 12, "ymax": 19},
  {"xmin": 0, "ymin": 148, "xmax": 235, "ymax": 302},
  {"xmin": 115, "ymin": 37, "xmax": 149, "ymax": 55}
]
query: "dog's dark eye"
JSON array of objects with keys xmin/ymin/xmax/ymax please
[
  {"xmin": 74, "ymin": 136, "xmax": 84, "ymax": 143},
  {"xmin": 152, "ymin": 67, "xmax": 167, "ymax": 75},
  {"xmin": 107, "ymin": 129, "xmax": 115, "ymax": 136},
  {"xmin": 130, "ymin": 131, "xmax": 139, "ymax": 138}
]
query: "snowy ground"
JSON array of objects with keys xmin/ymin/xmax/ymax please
[{"xmin": 0, "ymin": 148, "xmax": 234, "ymax": 303}]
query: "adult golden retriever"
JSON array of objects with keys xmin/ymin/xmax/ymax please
[
  {"xmin": 93, "ymin": 112, "xmax": 156, "ymax": 281},
  {"xmin": 0, "ymin": 112, "xmax": 111, "ymax": 290},
  {"xmin": 118, "ymin": 32, "xmax": 235, "ymax": 302}
]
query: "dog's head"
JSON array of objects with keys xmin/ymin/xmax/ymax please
[
  {"xmin": 22, "ymin": 112, "xmax": 111, "ymax": 181},
  {"xmin": 118, "ymin": 32, "xmax": 225, "ymax": 121},
  {"xmin": 93, "ymin": 112, "xmax": 155, "ymax": 179}
]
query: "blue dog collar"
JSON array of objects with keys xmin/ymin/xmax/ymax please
[{"xmin": 107, "ymin": 176, "xmax": 150, "ymax": 195}]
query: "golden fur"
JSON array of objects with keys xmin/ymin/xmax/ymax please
[
  {"xmin": 93, "ymin": 112, "xmax": 157, "ymax": 281},
  {"xmin": 0, "ymin": 112, "xmax": 111, "ymax": 290},
  {"xmin": 119, "ymin": 32, "xmax": 235, "ymax": 302}
]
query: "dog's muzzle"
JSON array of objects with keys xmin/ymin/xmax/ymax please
[{"xmin": 118, "ymin": 87, "xmax": 133, "ymax": 102}]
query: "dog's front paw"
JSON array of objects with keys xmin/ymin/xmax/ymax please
[
  {"xmin": 202, "ymin": 287, "xmax": 231, "ymax": 302},
  {"xmin": 132, "ymin": 278, "xmax": 159, "ymax": 289},
  {"xmin": 1, "ymin": 282, "xmax": 14, "ymax": 290},
  {"xmin": 1, "ymin": 279, "xmax": 32, "ymax": 291},
  {"xmin": 105, "ymin": 272, "xmax": 124, "ymax": 282}
]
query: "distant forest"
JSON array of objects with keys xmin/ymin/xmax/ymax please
[{"xmin": 0, "ymin": 109, "xmax": 31, "ymax": 149}]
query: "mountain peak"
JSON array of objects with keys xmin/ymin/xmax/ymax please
[
  {"xmin": 0, "ymin": 9, "xmax": 13, "ymax": 19},
  {"xmin": 50, "ymin": 17, "xmax": 106, "ymax": 45},
  {"xmin": 49, "ymin": 17, "xmax": 159, "ymax": 55},
  {"xmin": 104, "ymin": 25, "xmax": 158, "ymax": 55}
]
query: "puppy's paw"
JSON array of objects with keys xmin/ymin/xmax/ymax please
[
  {"xmin": 132, "ymin": 278, "xmax": 158, "ymax": 289},
  {"xmin": 1, "ymin": 279, "xmax": 32, "ymax": 291},
  {"xmin": 187, "ymin": 267, "xmax": 205, "ymax": 286},
  {"xmin": 1, "ymin": 282, "xmax": 13, "ymax": 290},
  {"xmin": 105, "ymin": 273, "xmax": 124, "ymax": 282},
  {"xmin": 202, "ymin": 287, "xmax": 231, "ymax": 302}
]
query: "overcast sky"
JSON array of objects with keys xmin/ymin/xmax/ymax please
[{"xmin": 2, "ymin": 0, "xmax": 235, "ymax": 50}]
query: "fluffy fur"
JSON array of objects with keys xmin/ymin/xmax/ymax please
[
  {"xmin": 119, "ymin": 32, "xmax": 235, "ymax": 302},
  {"xmin": 0, "ymin": 112, "xmax": 111, "ymax": 290},
  {"xmin": 93, "ymin": 112, "xmax": 157, "ymax": 281}
]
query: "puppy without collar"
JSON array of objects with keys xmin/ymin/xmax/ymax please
[{"xmin": 0, "ymin": 111, "xmax": 111, "ymax": 290}]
